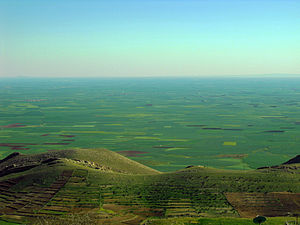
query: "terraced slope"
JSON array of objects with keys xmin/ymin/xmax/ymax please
[
  {"xmin": 1, "ymin": 170, "xmax": 73, "ymax": 216},
  {"xmin": 226, "ymin": 192, "xmax": 300, "ymax": 218},
  {"xmin": 0, "ymin": 150, "xmax": 300, "ymax": 224}
]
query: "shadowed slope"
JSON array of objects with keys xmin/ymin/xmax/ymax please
[{"xmin": 283, "ymin": 155, "xmax": 300, "ymax": 165}]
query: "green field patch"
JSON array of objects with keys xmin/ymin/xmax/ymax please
[
  {"xmin": 104, "ymin": 124, "xmax": 123, "ymax": 126},
  {"xmin": 244, "ymin": 151, "xmax": 289, "ymax": 168},
  {"xmin": 72, "ymin": 125, "xmax": 95, "ymax": 128},
  {"xmin": 280, "ymin": 127, "xmax": 295, "ymax": 129},
  {"xmin": 153, "ymin": 145, "xmax": 174, "ymax": 149},
  {"xmin": 11, "ymin": 103, "xmax": 39, "ymax": 109},
  {"xmin": 251, "ymin": 146, "xmax": 271, "ymax": 153},
  {"xmin": 62, "ymin": 131, "xmax": 118, "ymax": 134},
  {"xmin": 223, "ymin": 128, "xmax": 243, "ymax": 131},
  {"xmin": 223, "ymin": 142, "xmax": 237, "ymax": 146},
  {"xmin": 217, "ymin": 115, "xmax": 235, "ymax": 117},
  {"xmin": 260, "ymin": 115, "xmax": 286, "ymax": 118},
  {"xmin": 216, "ymin": 154, "xmax": 248, "ymax": 159},
  {"xmin": 165, "ymin": 148, "xmax": 189, "ymax": 152},
  {"xmin": 137, "ymin": 159, "xmax": 169, "ymax": 166},
  {"xmin": 95, "ymin": 109, "xmax": 110, "ymax": 111},
  {"xmin": 134, "ymin": 136, "xmax": 161, "ymax": 140},
  {"xmin": 153, "ymin": 105, "xmax": 169, "ymax": 108},
  {"xmin": 124, "ymin": 113, "xmax": 153, "ymax": 118},
  {"xmin": 43, "ymin": 107, "xmax": 70, "ymax": 109},
  {"xmin": 46, "ymin": 126, "xmax": 73, "ymax": 128},
  {"xmin": 186, "ymin": 124, "xmax": 206, "ymax": 127},
  {"xmin": 224, "ymin": 124, "xmax": 241, "ymax": 127},
  {"xmin": 173, "ymin": 121, "xmax": 190, "ymax": 125},
  {"xmin": 183, "ymin": 105, "xmax": 205, "ymax": 108},
  {"xmin": 25, "ymin": 125, "xmax": 42, "ymax": 128},
  {"xmin": 160, "ymin": 139, "xmax": 188, "ymax": 142},
  {"xmin": 202, "ymin": 127, "xmax": 222, "ymax": 130},
  {"xmin": 63, "ymin": 130, "xmax": 147, "ymax": 135},
  {"xmin": 166, "ymin": 154, "xmax": 191, "ymax": 159},
  {"xmin": 121, "ymin": 131, "xmax": 146, "ymax": 135},
  {"xmin": 216, "ymin": 158, "xmax": 245, "ymax": 168},
  {"xmin": 226, "ymin": 161, "xmax": 252, "ymax": 170}
]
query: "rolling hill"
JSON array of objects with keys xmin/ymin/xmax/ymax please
[{"xmin": 0, "ymin": 148, "xmax": 300, "ymax": 225}]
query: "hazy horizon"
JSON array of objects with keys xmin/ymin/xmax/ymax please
[
  {"xmin": 1, "ymin": 74, "xmax": 300, "ymax": 79},
  {"xmin": 1, "ymin": 0, "xmax": 300, "ymax": 78}
]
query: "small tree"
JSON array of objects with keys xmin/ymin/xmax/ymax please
[{"xmin": 253, "ymin": 215, "xmax": 266, "ymax": 225}]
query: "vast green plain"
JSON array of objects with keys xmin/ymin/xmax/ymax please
[{"xmin": 1, "ymin": 77, "xmax": 300, "ymax": 171}]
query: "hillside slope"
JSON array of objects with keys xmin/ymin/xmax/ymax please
[
  {"xmin": 0, "ymin": 150, "xmax": 300, "ymax": 224},
  {"xmin": 0, "ymin": 148, "xmax": 159, "ymax": 177}
]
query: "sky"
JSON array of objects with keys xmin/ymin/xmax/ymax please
[{"xmin": 0, "ymin": 0, "xmax": 299, "ymax": 78}]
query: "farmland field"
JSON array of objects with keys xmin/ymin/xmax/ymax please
[{"xmin": 1, "ymin": 77, "xmax": 300, "ymax": 171}]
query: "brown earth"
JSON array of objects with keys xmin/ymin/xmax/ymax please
[
  {"xmin": 0, "ymin": 123, "xmax": 27, "ymax": 128},
  {"xmin": 225, "ymin": 192, "xmax": 300, "ymax": 218}
]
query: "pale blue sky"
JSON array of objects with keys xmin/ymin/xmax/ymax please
[{"xmin": 0, "ymin": 0, "xmax": 299, "ymax": 77}]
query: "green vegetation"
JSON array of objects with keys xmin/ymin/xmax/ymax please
[
  {"xmin": 1, "ymin": 78, "xmax": 300, "ymax": 224},
  {"xmin": 1, "ymin": 148, "xmax": 300, "ymax": 224},
  {"xmin": 1, "ymin": 78, "xmax": 300, "ymax": 171}
]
